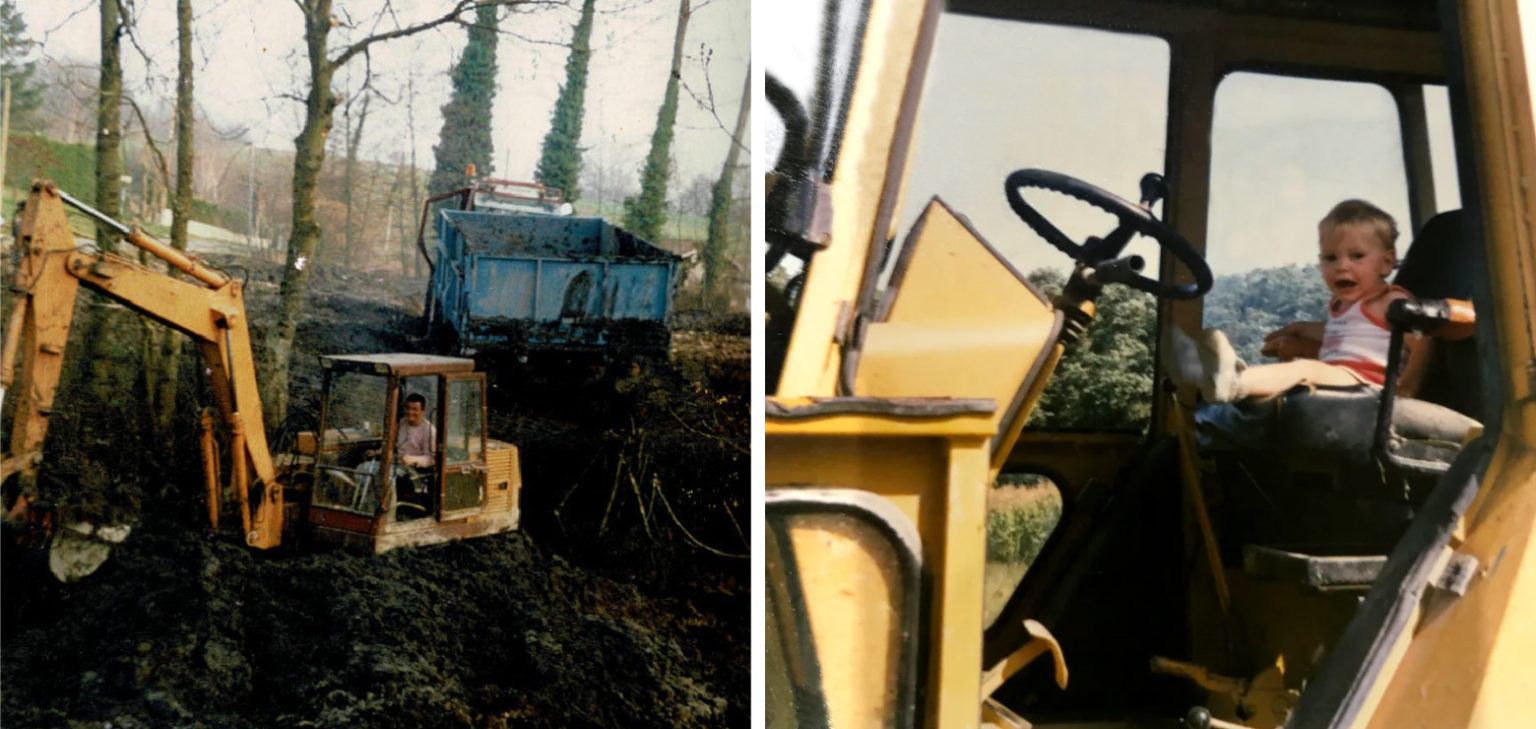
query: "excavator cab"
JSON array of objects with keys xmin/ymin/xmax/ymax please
[
  {"xmin": 302, "ymin": 354, "xmax": 520, "ymax": 554},
  {"xmin": 765, "ymin": 0, "xmax": 1534, "ymax": 727}
]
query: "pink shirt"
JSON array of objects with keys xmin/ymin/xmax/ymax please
[{"xmin": 396, "ymin": 420, "xmax": 436, "ymax": 465}]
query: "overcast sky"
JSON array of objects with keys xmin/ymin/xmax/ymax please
[
  {"xmin": 764, "ymin": 11, "xmax": 1462, "ymax": 279},
  {"xmin": 22, "ymin": 0, "xmax": 749, "ymax": 192}
]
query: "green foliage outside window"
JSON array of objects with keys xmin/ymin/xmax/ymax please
[
  {"xmin": 1026, "ymin": 268, "xmax": 1158, "ymax": 431},
  {"xmin": 1022, "ymin": 263, "xmax": 1330, "ymax": 431},
  {"xmin": 1202, "ymin": 264, "xmax": 1331, "ymax": 363}
]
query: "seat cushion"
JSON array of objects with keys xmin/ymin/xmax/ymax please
[{"xmin": 1272, "ymin": 386, "xmax": 1479, "ymax": 472}]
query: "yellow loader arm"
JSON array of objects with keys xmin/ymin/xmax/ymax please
[{"xmin": 1, "ymin": 180, "xmax": 282, "ymax": 549}]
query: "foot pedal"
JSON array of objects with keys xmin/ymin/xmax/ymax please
[{"xmin": 1242, "ymin": 544, "xmax": 1385, "ymax": 591}]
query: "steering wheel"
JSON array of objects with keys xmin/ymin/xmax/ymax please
[{"xmin": 1005, "ymin": 169, "xmax": 1213, "ymax": 299}]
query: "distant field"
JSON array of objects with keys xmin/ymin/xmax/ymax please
[{"xmin": 984, "ymin": 477, "xmax": 1063, "ymax": 626}]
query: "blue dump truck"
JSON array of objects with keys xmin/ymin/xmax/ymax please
[{"xmin": 416, "ymin": 180, "xmax": 681, "ymax": 362}]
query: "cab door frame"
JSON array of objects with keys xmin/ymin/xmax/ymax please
[{"xmin": 438, "ymin": 372, "xmax": 490, "ymax": 520}]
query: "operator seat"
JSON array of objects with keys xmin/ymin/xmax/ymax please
[
  {"xmin": 1207, "ymin": 210, "xmax": 1481, "ymax": 558},
  {"xmin": 1267, "ymin": 209, "xmax": 1479, "ymax": 473}
]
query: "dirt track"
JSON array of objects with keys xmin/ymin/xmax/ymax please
[{"xmin": 1, "ymin": 254, "xmax": 749, "ymax": 728}]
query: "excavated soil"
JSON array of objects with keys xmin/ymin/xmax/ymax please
[{"xmin": 1, "ymin": 254, "xmax": 749, "ymax": 728}]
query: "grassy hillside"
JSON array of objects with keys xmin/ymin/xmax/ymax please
[
  {"xmin": 4, "ymin": 134, "xmax": 248, "ymax": 238},
  {"xmin": 5, "ymin": 134, "xmax": 96, "ymax": 197}
]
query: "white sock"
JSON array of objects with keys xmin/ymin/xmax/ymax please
[
  {"xmin": 1162, "ymin": 326, "xmax": 1205, "ymax": 390},
  {"xmin": 1198, "ymin": 328, "xmax": 1246, "ymax": 402}
]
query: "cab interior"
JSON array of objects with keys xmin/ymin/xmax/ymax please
[{"xmin": 765, "ymin": 0, "xmax": 1500, "ymax": 727}]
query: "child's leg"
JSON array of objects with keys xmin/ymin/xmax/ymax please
[
  {"xmin": 1237, "ymin": 359, "xmax": 1364, "ymax": 399},
  {"xmin": 1197, "ymin": 329, "xmax": 1245, "ymax": 402},
  {"xmin": 1195, "ymin": 328, "xmax": 1365, "ymax": 402}
]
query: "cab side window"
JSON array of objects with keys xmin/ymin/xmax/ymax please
[
  {"xmin": 897, "ymin": 17, "xmax": 1171, "ymax": 432},
  {"xmin": 1203, "ymin": 73, "xmax": 1412, "ymax": 363}
]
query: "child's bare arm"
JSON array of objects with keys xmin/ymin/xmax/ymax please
[
  {"xmin": 1261, "ymin": 320, "xmax": 1324, "ymax": 360},
  {"xmin": 1397, "ymin": 332, "xmax": 1432, "ymax": 398},
  {"xmin": 1366, "ymin": 289, "xmax": 1430, "ymax": 397}
]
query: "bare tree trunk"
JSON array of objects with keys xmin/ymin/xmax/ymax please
[
  {"xmin": 95, "ymin": 0, "xmax": 124, "ymax": 250},
  {"xmin": 150, "ymin": 0, "xmax": 196, "ymax": 434},
  {"xmin": 261, "ymin": 0, "xmax": 492, "ymax": 426},
  {"xmin": 356, "ymin": 156, "xmax": 385, "ymax": 267},
  {"xmin": 704, "ymin": 67, "xmax": 750, "ymax": 307},
  {"xmin": 342, "ymin": 93, "xmax": 370, "ymax": 267},
  {"xmin": 380, "ymin": 157, "xmax": 406, "ymax": 274},
  {"xmin": 262, "ymin": 1, "xmax": 338, "ymax": 425},
  {"xmin": 405, "ymin": 76, "xmax": 423, "ymax": 278}
]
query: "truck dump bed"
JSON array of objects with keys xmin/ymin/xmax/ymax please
[{"xmin": 430, "ymin": 209, "xmax": 680, "ymax": 358}]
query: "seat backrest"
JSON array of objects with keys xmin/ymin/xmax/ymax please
[
  {"xmin": 1394, "ymin": 210, "xmax": 1472, "ymax": 299},
  {"xmin": 1391, "ymin": 210, "xmax": 1481, "ymax": 421}
]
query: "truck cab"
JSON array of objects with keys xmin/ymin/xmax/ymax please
[
  {"xmin": 302, "ymin": 354, "xmax": 521, "ymax": 553},
  {"xmin": 467, "ymin": 178, "xmax": 575, "ymax": 217},
  {"xmin": 765, "ymin": 1, "xmax": 1536, "ymax": 728}
]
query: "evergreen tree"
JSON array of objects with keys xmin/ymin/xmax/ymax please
[
  {"xmin": 623, "ymin": 0, "xmax": 689, "ymax": 241},
  {"xmin": 703, "ymin": 67, "xmax": 749, "ymax": 306},
  {"xmin": 534, "ymin": 0, "xmax": 596, "ymax": 202},
  {"xmin": 0, "ymin": 0, "xmax": 41, "ymax": 130},
  {"xmin": 428, "ymin": 3, "xmax": 500, "ymax": 195}
]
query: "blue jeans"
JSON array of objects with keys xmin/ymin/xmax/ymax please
[{"xmin": 1193, "ymin": 399, "xmax": 1278, "ymax": 450}]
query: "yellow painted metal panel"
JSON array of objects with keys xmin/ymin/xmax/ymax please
[
  {"xmin": 856, "ymin": 200, "xmax": 1059, "ymax": 477},
  {"xmin": 1358, "ymin": 446, "xmax": 1536, "ymax": 729},
  {"xmin": 787, "ymin": 512, "xmax": 907, "ymax": 728},
  {"xmin": 768, "ymin": 428, "xmax": 992, "ymax": 729},
  {"xmin": 875, "ymin": 200, "xmax": 1046, "ymax": 326},
  {"xmin": 767, "ymin": 435, "xmax": 947, "ymax": 530},
  {"xmin": 928, "ymin": 436, "xmax": 990, "ymax": 729},
  {"xmin": 766, "ymin": 401, "xmax": 997, "ymax": 438},
  {"xmin": 857, "ymin": 322, "xmax": 1054, "ymax": 397},
  {"xmin": 778, "ymin": 0, "xmax": 937, "ymax": 397}
]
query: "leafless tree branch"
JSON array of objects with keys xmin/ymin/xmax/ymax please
[
  {"xmin": 123, "ymin": 93, "xmax": 172, "ymax": 186},
  {"xmin": 680, "ymin": 45, "xmax": 747, "ymax": 154},
  {"xmin": 332, "ymin": 0, "xmax": 482, "ymax": 68},
  {"xmin": 39, "ymin": 1, "xmax": 95, "ymax": 41},
  {"xmin": 598, "ymin": 0, "xmax": 661, "ymax": 14},
  {"xmin": 117, "ymin": 0, "xmax": 162, "ymax": 76}
]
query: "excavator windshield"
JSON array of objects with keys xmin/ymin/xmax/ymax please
[{"xmin": 312, "ymin": 371, "xmax": 388, "ymax": 514}]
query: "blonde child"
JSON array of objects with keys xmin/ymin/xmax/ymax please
[{"xmin": 1171, "ymin": 199, "xmax": 1430, "ymax": 402}]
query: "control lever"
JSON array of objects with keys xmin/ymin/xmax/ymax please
[
  {"xmin": 1082, "ymin": 254, "xmax": 1145, "ymax": 286},
  {"xmin": 1139, "ymin": 172, "xmax": 1169, "ymax": 213}
]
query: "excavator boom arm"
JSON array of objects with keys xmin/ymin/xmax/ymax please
[{"xmin": 1, "ymin": 181, "xmax": 283, "ymax": 549}]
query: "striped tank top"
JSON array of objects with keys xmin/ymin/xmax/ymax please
[{"xmin": 1316, "ymin": 286, "xmax": 1406, "ymax": 386}]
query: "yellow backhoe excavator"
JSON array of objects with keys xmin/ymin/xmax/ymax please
[
  {"xmin": 764, "ymin": 1, "xmax": 1536, "ymax": 728},
  {"xmin": 2, "ymin": 181, "xmax": 522, "ymax": 581}
]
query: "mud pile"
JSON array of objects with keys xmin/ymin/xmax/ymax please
[{"xmin": 2, "ymin": 254, "xmax": 748, "ymax": 728}]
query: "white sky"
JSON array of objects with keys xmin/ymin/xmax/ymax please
[
  {"xmin": 21, "ymin": 0, "xmax": 749, "ymax": 192},
  {"xmin": 764, "ymin": 11, "xmax": 1462, "ymax": 279}
]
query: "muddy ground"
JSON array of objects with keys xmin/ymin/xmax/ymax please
[{"xmin": 1, "ymin": 253, "xmax": 749, "ymax": 728}]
